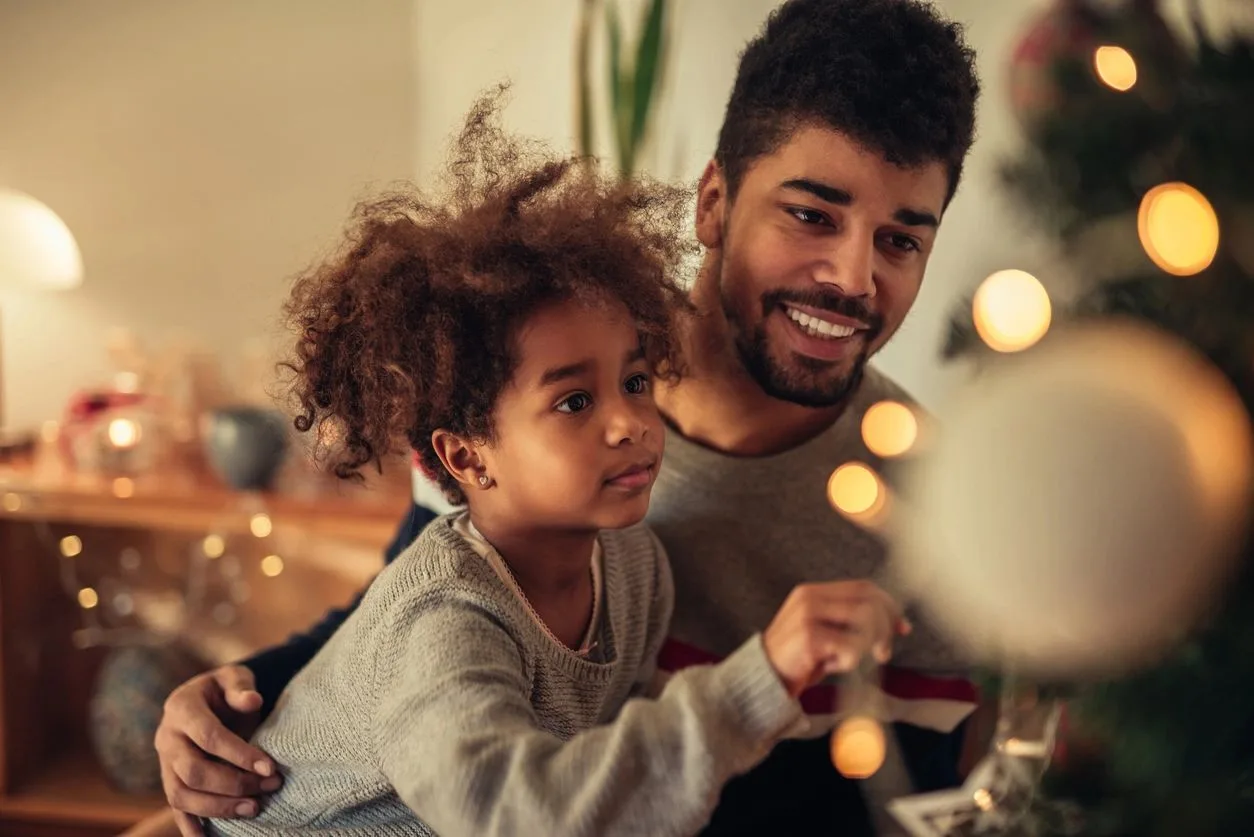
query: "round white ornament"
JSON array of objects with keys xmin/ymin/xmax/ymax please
[{"xmin": 894, "ymin": 321, "xmax": 1253, "ymax": 676}]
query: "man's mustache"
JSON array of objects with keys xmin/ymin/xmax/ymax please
[{"xmin": 760, "ymin": 289, "xmax": 883, "ymax": 334}]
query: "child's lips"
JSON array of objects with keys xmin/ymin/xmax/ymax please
[{"xmin": 605, "ymin": 459, "xmax": 656, "ymax": 490}]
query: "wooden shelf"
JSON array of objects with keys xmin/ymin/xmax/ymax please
[
  {"xmin": 0, "ymin": 456, "xmax": 415, "ymax": 836},
  {"xmin": 0, "ymin": 748, "xmax": 164, "ymax": 830},
  {"xmin": 0, "ymin": 457, "xmax": 411, "ymax": 543}
]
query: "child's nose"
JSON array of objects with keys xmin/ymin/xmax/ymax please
[{"xmin": 605, "ymin": 400, "xmax": 647, "ymax": 446}]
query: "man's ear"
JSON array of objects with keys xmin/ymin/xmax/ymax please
[
  {"xmin": 431, "ymin": 429, "xmax": 491, "ymax": 492},
  {"xmin": 695, "ymin": 160, "xmax": 729, "ymax": 250}
]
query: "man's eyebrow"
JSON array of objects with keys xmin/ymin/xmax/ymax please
[
  {"xmin": 781, "ymin": 178, "xmax": 939, "ymax": 229},
  {"xmin": 894, "ymin": 207, "xmax": 940, "ymax": 229},
  {"xmin": 780, "ymin": 178, "xmax": 852, "ymax": 206}
]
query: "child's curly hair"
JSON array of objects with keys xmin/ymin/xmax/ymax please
[{"xmin": 282, "ymin": 87, "xmax": 695, "ymax": 502}]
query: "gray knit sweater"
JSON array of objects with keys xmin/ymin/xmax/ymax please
[{"xmin": 208, "ymin": 515, "xmax": 802, "ymax": 836}]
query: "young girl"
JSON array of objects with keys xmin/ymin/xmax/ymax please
[{"xmin": 208, "ymin": 95, "xmax": 866, "ymax": 837}]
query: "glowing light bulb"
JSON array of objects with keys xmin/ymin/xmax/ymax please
[
  {"xmin": 60, "ymin": 535, "xmax": 83, "ymax": 557},
  {"xmin": 78, "ymin": 587, "xmax": 99, "ymax": 609},
  {"xmin": 861, "ymin": 401, "xmax": 918, "ymax": 458},
  {"xmin": 261, "ymin": 554, "xmax": 285, "ymax": 577},
  {"xmin": 1094, "ymin": 45, "xmax": 1137, "ymax": 91},
  {"xmin": 107, "ymin": 417, "xmax": 141, "ymax": 449},
  {"xmin": 831, "ymin": 716, "xmax": 886, "ymax": 779},
  {"xmin": 972, "ymin": 269, "xmax": 1051, "ymax": 353},
  {"xmin": 2, "ymin": 493, "xmax": 20, "ymax": 512},
  {"xmin": 250, "ymin": 513, "xmax": 273, "ymax": 538},
  {"xmin": 1138, "ymin": 182, "xmax": 1220, "ymax": 277},
  {"xmin": 202, "ymin": 534, "xmax": 226, "ymax": 559},
  {"xmin": 828, "ymin": 463, "xmax": 881, "ymax": 515}
]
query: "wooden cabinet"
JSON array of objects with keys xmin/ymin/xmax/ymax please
[{"xmin": 0, "ymin": 457, "xmax": 409, "ymax": 836}]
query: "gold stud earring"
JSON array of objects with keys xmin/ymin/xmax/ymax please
[{"xmin": 478, "ymin": 475, "xmax": 490, "ymax": 487}]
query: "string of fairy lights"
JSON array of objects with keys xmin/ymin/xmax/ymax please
[
  {"xmin": 826, "ymin": 39, "xmax": 1222, "ymax": 545},
  {"xmin": 823, "ymin": 40, "xmax": 1226, "ymax": 835},
  {"xmin": 37, "ymin": 496, "xmax": 286, "ymax": 650}
]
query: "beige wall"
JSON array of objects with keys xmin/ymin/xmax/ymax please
[
  {"xmin": 2, "ymin": 0, "xmax": 1249, "ymax": 429},
  {"xmin": 0, "ymin": 0, "xmax": 418, "ymax": 428}
]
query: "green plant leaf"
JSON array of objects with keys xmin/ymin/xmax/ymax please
[
  {"xmin": 629, "ymin": 0, "xmax": 667, "ymax": 159},
  {"xmin": 575, "ymin": 0, "xmax": 598, "ymax": 159},
  {"xmin": 605, "ymin": 0, "xmax": 631, "ymax": 175}
]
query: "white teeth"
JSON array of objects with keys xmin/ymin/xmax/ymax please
[{"xmin": 786, "ymin": 307, "xmax": 856, "ymax": 339}]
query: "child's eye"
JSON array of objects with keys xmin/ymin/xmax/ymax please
[
  {"xmin": 556, "ymin": 392, "xmax": 592, "ymax": 414},
  {"xmin": 624, "ymin": 373, "xmax": 651, "ymax": 395}
]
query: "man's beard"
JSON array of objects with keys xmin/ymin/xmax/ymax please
[{"xmin": 722, "ymin": 284, "xmax": 882, "ymax": 409}]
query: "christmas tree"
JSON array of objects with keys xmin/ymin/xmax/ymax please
[{"xmin": 943, "ymin": 1, "xmax": 1254, "ymax": 834}]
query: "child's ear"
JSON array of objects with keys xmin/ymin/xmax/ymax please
[
  {"xmin": 695, "ymin": 160, "xmax": 727, "ymax": 250},
  {"xmin": 431, "ymin": 430, "xmax": 491, "ymax": 492}
]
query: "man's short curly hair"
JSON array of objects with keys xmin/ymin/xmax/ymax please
[
  {"xmin": 716, "ymin": 0, "xmax": 980, "ymax": 206},
  {"xmin": 282, "ymin": 88, "xmax": 694, "ymax": 502}
]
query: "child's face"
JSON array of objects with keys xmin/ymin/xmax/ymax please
[{"xmin": 478, "ymin": 297, "xmax": 665, "ymax": 532}]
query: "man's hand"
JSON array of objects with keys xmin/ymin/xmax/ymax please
[
  {"xmin": 762, "ymin": 580, "xmax": 910, "ymax": 696},
  {"xmin": 154, "ymin": 665, "xmax": 282, "ymax": 837}
]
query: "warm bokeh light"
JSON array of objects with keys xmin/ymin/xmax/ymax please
[
  {"xmin": 828, "ymin": 463, "xmax": 881, "ymax": 515},
  {"xmin": 861, "ymin": 401, "xmax": 919, "ymax": 458},
  {"xmin": 1094, "ymin": 45, "xmax": 1137, "ymax": 91},
  {"xmin": 1138, "ymin": 182, "xmax": 1220, "ymax": 276},
  {"xmin": 106, "ymin": 417, "xmax": 141, "ymax": 449},
  {"xmin": 2, "ymin": 493, "xmax": 20, "ymax": 512},
  {"xmin": 831, "ymin": 716, "xmax": 886, "ymax": 779},
  {"xmin": 203, "ymin": 534, "xmax": 226, "ymax": 559},
  {"xmin": 261, "ymin": 554, "xmax": 285, "ymax": 577},
  {"xmin": 60, "ymin": 534, "xmax": 83, "ymax": 557},
  {"xmin": 78, "ymin": 587, "xmax": 99, "ymax": 609},
  {"xmin": 972, "ymin": 269, "xmax": 1052, "ymax": 353},
  {"xmin": 111, "ymin": 477, "xmax": 135, "ymax": 498},
  {"xmin": 250, "ymin": 513, "xmax": 273, "ymax": 538}
]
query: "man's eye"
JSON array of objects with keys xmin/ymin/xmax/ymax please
[
  {"xmin": 624, "ymin": 373, "xmax": 650, "ymax": 395},
  {"xmin": 887, "ymin": 234, "xmax": 921, "ymax": 253},
  {"xmin": 787, "ymin": 207, "xmax": 830, "ymax": 226},
  {"xmin": 556, "ymin": 393, "xmax": 592, "ymax": 414}
]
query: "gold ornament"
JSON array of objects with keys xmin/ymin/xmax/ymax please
[{"xmin": 831, "ymin": 715, "xmax": 886, "ymax": 779}]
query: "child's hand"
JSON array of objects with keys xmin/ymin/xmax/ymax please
[{"xmin": 761, "ymin": 581, "xmax": 911, "ymax": 697}]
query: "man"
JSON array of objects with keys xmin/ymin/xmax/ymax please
[{"xmin": 156, "ymin": 0, "xmax": 981, "ymax": 833}]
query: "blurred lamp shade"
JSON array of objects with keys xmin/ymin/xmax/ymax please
[
  {"xmin": 0, "ymin": 188, "xmax": 83, "ymax": 290},
  {"xmin": 0, "ymin": 188, "xmax": 84, "ymax": 440}
]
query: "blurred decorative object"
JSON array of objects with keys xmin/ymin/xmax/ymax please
[
  {"xmin": 0, "ymin": 188, "xmax": 84, "ymax": 453},
  {"xmin": 939, "ymin": 0, "xmax": 1254, "ymax": 806},
  {"xmin": 61, "ymin": 390, "xmax": 162, "ymax": 474},
  {"xmin": 88, "ymin": 643, "xmax": 206, "ymax": 795},
  {"xmin": 203, "ymin": 406, "xmax": 289, "ymax": 491},
  {"xmin": 900, "ymin": 321, "xmax": 1253, "ymax": 677},
  {"xmin": 1008, "ymin": 0, "xmax": 1096, "ymax": 129},
  {"xmin": 890, "ymin": 679, "xmax": 1067, "ymax": 835},
  {"xmin": 575, "ymin": 0, "xmax": 668, "ymax": 178}
]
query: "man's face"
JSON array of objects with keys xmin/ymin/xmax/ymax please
[{"xmin": 696, "ymin": 125, "xmax": 950, "ymax": 408}]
